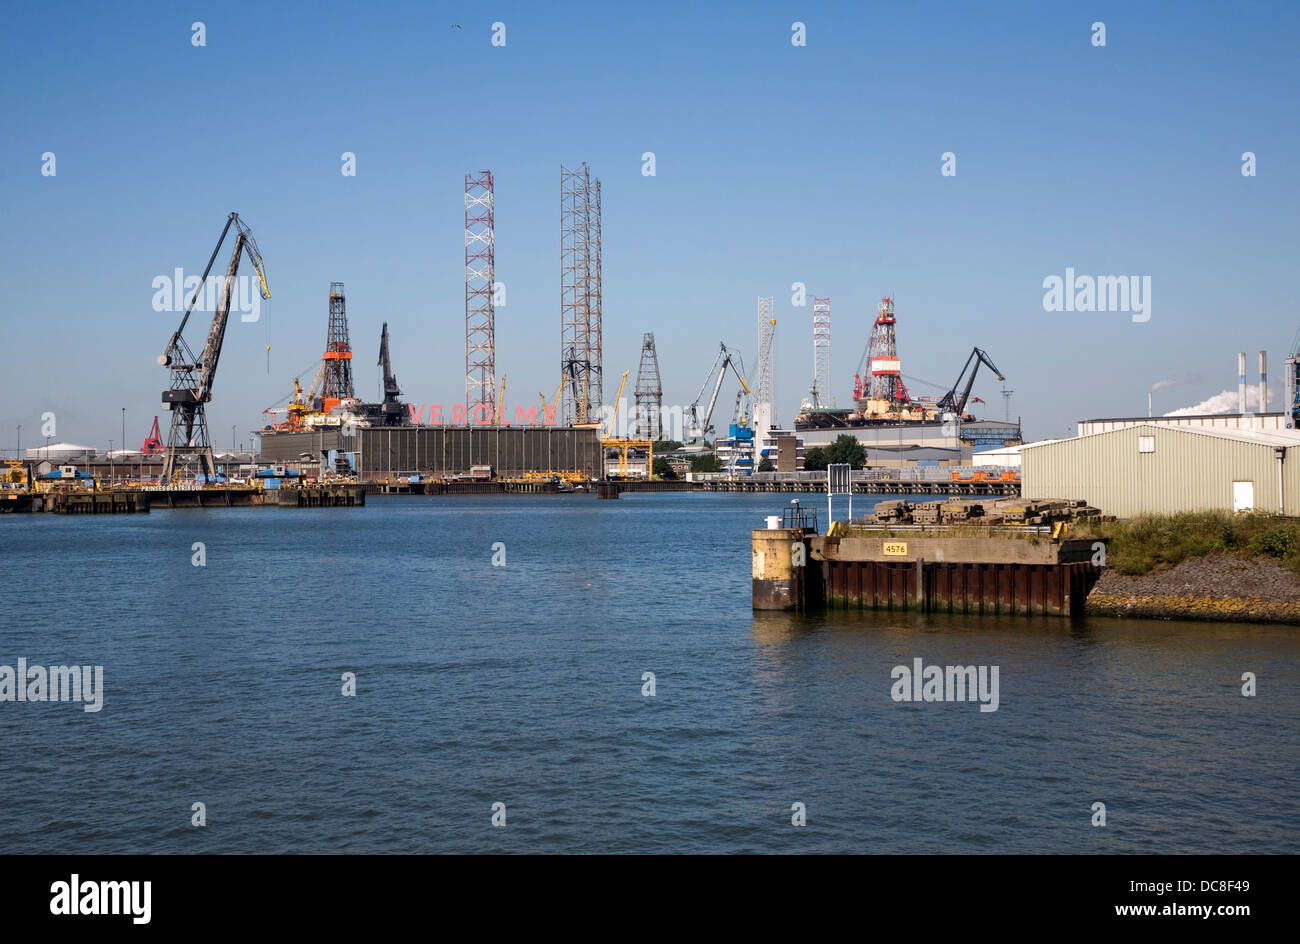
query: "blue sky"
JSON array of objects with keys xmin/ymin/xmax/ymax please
[{"xmin": 2, "ymin": 0, "xmax": 1298, "ymax": 450}]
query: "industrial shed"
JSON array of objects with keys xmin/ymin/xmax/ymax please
[{"xmin": 1021, "ymin": 424, "xmax": 1300, "ymax": 518}]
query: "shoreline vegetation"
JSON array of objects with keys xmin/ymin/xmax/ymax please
[
  {"xmin": 841, "ymin": 510, "xmax": 1300, "ymax": 624},
  {"xmin": 1073, "ymin": 512, "xmax": 1300, "ymax": 624}
]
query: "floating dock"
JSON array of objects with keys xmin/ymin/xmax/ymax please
[
  {"xmin": 753, "ymin": 526, "xmax": 1105, "ymax": 616},
  {"xmin": 2, "ymin": 489, "xmax": 149, "ymax": 514},
  {"xmin": 148, "ymin": 485, "xmax": 364, "ymax": 508},
  {"xmin": 1, "ymin": 484, "xmax": 364, "ymax": 512}
]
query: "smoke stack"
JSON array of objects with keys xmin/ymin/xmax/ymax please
[
  {"xmin": 1259, "ymin": 350, "xmax": 1268, "ymax": 414},
  {"xmin": 1238, "ymin": 352, "xmax": 1247, "ymax": 415}
]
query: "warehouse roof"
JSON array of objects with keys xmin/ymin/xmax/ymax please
[
  {"xmin": 1077, "ymin": 411, "xmax": 1290, "ymax": 424},
  {"xmin": 1022, "ymin": 423, "xmax": 1300, "ymax": 450}
]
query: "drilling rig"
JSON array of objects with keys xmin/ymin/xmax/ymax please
[{"xmin": 158, "ymin": 213, "xmax": 269, "ymax": 481}]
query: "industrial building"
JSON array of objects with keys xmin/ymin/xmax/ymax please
[
  {"xmin": 1021, "ymin": 424, "xmax": 1300, "ymax": 517},
  {"xmin": 258, "ymin": 426, "xmax": 602, "ymax": 482},
  {"xmin": 24, "ymin": 443, "xmax": 97, "ymax": 462},
  {"xmin": 758, "ymin": 429, "xmax": 805, "ymax": 471},
  {"xmin": 798, "ymin": 419, "xmax": 1021, "ymax": 466}
]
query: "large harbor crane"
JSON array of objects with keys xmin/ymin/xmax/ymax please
[
  {"xmin": 936, "ymin": 347, "xmax": 1005, "ymax": 417},
  {"xmin": 377, "ymin": 322, "xmax": 404, "ymax": 425},
  {"xmin": 686, "ymin": 343, "xmax": 751, "ymax": 441},
  {"xmin": 157, "ymin": 212, "xmax": 270, "ymax": 480}
]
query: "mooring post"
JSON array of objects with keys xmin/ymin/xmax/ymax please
[{"xmin": 753, "ymin": 527, "xmax": 807, "ymax": 611}]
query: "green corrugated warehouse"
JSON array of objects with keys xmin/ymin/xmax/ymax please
[{"xmin": 1022, "ymin": 424, "xmax": 1300, "ymax": 518}]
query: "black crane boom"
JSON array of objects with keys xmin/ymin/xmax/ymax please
[
  {"xmin": 378, "ymin": 322, "xmax": 404, "ymax": 423},
  {"xmin": 937, "ymin": 347, "xmax": 1005, "ymax": 417}
]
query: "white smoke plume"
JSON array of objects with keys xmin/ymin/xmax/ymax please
[
  {"xmin": 1149, "ymin": 378, "xmax": 1182, "ymax": 392},
  {"xmin": 1165, "ymin": 387, "xmax": 1262, "ymax": 416}
]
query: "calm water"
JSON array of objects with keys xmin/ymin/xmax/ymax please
[{"xmin": 2, "ymin": 493, "xmax": 1296, "ymax": 854}]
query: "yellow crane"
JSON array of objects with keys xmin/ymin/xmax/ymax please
[
  {"xmin": 496, "ymin": 374, "xmax": 506, "ymax": 425},
  {"xmin": 539, "ymin": 376, "xmax": 565, "ymax": 415},
  {"xmin": 607, "ymin": 369, "xmax": 630, "ymax": 437}
]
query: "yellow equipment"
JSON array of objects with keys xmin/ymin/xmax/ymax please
[
  {"xmin": 601, "ymin": 369, "xmax": 653, "ymax": 478},
  {"xmin": 4, "ymin": 460, "xmax": 27, "ymax": 486},
  {"xmin": 539, "ymin": 376, "xmax": 566, "ymax": 418},
  {"xmin": 606, "ymin": 370, "xmax": 629, "ymax": 436}
]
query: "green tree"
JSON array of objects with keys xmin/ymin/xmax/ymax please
[
  {"xmin": 757, "ymin": 456, "xmax": 774, "ymax": 472},
  {"xmin": 803, "ymin": 447, "xmax": 827, "ymax": 471},
  {"xmin": 690, "ymin": 453, "xmax": 720, "ymax": 473},
  {"xmin": 825, "ymin": 434, "xmax": 866, "ymax": 468},
  {"xmin": 652, "ymin": 456, "xmax": 677, "ymax": 479},
  {"xmin": 657, "ymin": 440, "xmax": 683, "ymax": 452}
]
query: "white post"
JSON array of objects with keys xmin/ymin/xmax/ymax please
[{"xmin": 1277, "ymin": 448, "xmax": 1285, "ymax": 514}]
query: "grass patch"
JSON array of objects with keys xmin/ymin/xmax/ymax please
[{"xmin": 1073, "ymin": 511, "xmax": 1300, "ymax": 576}]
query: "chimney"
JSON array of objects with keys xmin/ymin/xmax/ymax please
[
  {"xmin": 1238, "ymin": 352, "xmax": 1247, "ymax": 415},
  {"xmin": 1259, "ymin": 350, "xmax": 1268, "ymax": 414}
]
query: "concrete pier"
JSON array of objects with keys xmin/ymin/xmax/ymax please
[
  {"xmin": 752, "ymin": 528, "xmax": 817, "ymax": 611},
  {"xmin": 274, "ymin": 485, "xmax": 365, "ymax": 507},
  {"xmin": 1, "ymin": 489, "xmax": 150, "ymax": 514},
  {"xmin": 753, "ymin": 527, "xmax": 1105, "ymax": 616}
]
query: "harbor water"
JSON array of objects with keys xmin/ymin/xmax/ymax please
[{"xmin": 2, "ymin": 493, "xmax": 1296, "ymax": 853}]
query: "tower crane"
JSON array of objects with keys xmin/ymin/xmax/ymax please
[
  {"xmin": 158, "ymin": 212, "xmax": 270, "ymax": 480},
  {"xmin": 686, "ymin": 343, "xmax": 751, "ymax": 441},
  {"xmin": 936, "ymin": 347, "xmax": 1005, "ymax": 418}
]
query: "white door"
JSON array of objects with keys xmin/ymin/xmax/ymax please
[{"xmin": 1232, "ymin": 480, "xmax": 1254, "ymax": 512}]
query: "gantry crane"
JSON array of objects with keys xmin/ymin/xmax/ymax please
[
  {"xmin": 686, "ymin": 343, "xmax": 751, "ymax": 441},
  {"xmin": 602, "ymin": 369, "xmax": 652, "ymax": 478},
  {"xmin": 158, "ymin": 212, "xmax": 270, "ymax": 480}
]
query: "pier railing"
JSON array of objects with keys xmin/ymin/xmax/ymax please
[{"xmin": 781, "ymin": 505, "xmax": 819, "ymax": 532}]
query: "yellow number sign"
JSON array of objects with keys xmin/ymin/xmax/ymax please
[{"xmin": 883, "ymin": 542, "xmax": 908, "ymax": 557}]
